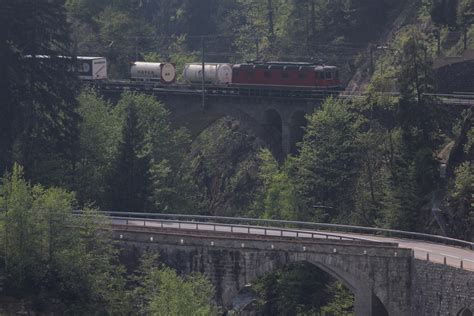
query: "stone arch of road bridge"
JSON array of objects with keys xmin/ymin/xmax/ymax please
[
  {"xmin": 116, "ymin": 232, "xmax": 413, "ymax": 316},
  {"xmin": 231, "ymin": 256, "xmax": 389, "ymax": 316}
]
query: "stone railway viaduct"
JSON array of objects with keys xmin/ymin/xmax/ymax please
[
  {"xmin": 113, "ymin": 223, "xmax": 474, "ymax": 316},
  {"xmin": 98, "ymin": 82, "xmax": 471, "ymax": 160},
  {"xmin": 100, "ymin": 85, "xmax": 324, "ymax": 157}
]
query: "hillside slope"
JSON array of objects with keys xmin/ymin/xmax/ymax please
[{"xmin": 344, "ymin": 0, "xmax": 419, "ymax": 94}]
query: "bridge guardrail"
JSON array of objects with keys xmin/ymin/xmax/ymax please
[
  {"xmin": 72, "ymin": 210, "xmax": 474, "ymax": 250},
  {"xmin": 106, "ymin": 215, "xmax": 398, "ymax": 246}
]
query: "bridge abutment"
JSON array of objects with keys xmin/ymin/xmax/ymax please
[{"xmin": 411, "ymin": 260, "xmax": 474, "ymax": 315}]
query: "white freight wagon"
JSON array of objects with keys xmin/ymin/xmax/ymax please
[
  {"xmin": 77, "ymin": 56, "xmax": 107, "ymax": 80},
  {"xmin": 183, "ymin": 63, "xmax": 232, "ymax": 85},
  {"xmin": 130, "ymin": 62, "xmax": 176, "ymax": 83}
]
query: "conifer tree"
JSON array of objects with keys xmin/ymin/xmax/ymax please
[
  {"xmin": 108, "ymin": 100, "xmax": 151, "ymax": 213},
  {"xmin": 294, "ymin": 98, "xmax": 361, "ymax": 222},
  {"xmin": 0, "ymin": 0, "xmax": 80, "ymax": 182}
]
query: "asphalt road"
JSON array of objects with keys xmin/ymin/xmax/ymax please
[{"xmin": 112, "ymin": 218, "xmax": 474, "ymax": 271}]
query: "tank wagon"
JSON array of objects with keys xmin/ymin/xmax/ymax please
[
  {"xmin": 183, "ymin": 63, "xmax": 233, "ymax": 85},
  {"xmin": 130, "ymin": 62, "xmax": 176, "ymax": 83}
]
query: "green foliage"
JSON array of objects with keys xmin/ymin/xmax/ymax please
[
  {"xmin": 457, "ymin": 0, "xmax": 474, "ymax": 25},
  {"xmin": 108, "ymin": 93, "xmax": 152, "ymax": 213},
  {"xmin": 0, "ymin": 0, "xmax": 80, "ymax": 183},
  {"xmin": 252, "ymin": 149, "xmax": 300, "ymax": 220},
  {"xmin": 65, "ymin": 0, "xmax": 404, "ymax": 75},
  {"xmin": 0, "ymin": 165, "xmax": 217, "ymax": 313},
  {"xmin": 398, "ymin": 30, "xmax": 436, "ymax": 107},
  {"xmin": 130, "ymin": 254, "xmax": 217, "ymax": 315},
  {"xmin": 373, "ymin": 30, "xmax": 440, "ymax": 230},
  {"xmin": 108, "ymin": 92, "xmax": 196, "ymax": 213},
  {"xmin": 0, "ymin": 164, "xmax": 127, "ymax": 313},
  {"xmin": 321, "ymin": 281, "xmax": 354, "ymax": 316},
  {"xmin": 294, "ymin": 98, "xmax": 362, "ymax": 222},
  {"xmin": 75, "ymin": 89, "xmax": 121, "ymax": 207},
  {"xmin": 251, "ymin": 263, "xmax": 354, "ymax": 315},
  {"xmin": 449, "ymin": 162, "xmax": 474, "ymax": 240},
  {"xmin": 230, "ymin": 0, "xmax": 401, "ymax": 61},
  {"xmin": 430, "ymin": 0, "xmax": 459, "ymax": 26},
  {"xmin": 380, "ymin": 156, "xmax": 424, "ymax": 231},
  {"xmin": 465, "ymin": 126, "xmax": 474, "ymax": 154},
  {"xmin": 143, "ymin": 35, "xmax": 199, "ymax": 81},
  {"xmin": 188, "ymin": 117, "xmax": 262, "ymax": 216},
  {"xmin": 429, "ymin": 0, "xmax": 474, "ymax": 27}
]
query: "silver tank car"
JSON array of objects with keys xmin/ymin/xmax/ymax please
[
  {"xmin": 183, "ymin": 63, "xmax": 232, "ymax": 85},
  {"xmin": 130, "ymin": 62, "xmax": 176, "ymax": 83}
]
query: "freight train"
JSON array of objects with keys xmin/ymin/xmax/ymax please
[{"xmin": 78, "ymin": 56, "xmax": 341, "ymax": 91}]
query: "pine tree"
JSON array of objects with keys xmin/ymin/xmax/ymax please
[
  {"xmin": 108, "ymin": 100, "xmax": 151, "ymax": 213},
  {"xmin": 294, "ymin": 98, "xmax": 361, "ymax": 222},
  {"xmin": 397, "ymin": 30, "xmax": 439, "ymax": 195},
  {"xmin": 0, "ymin": 0, "xmax": 80, "ymax": 182}
]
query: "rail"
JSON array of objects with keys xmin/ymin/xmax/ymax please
[
  {"xmin": 72, "ymin": 210, "xmax": 474, "ymax": 250},
  {"xmin": 88, "ymin": 78, "xmax": 474, "ymax": 106}
]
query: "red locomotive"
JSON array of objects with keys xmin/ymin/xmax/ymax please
[{"xmin": 231, "ymin": 62, "xmax": 340, "ymax": 89}]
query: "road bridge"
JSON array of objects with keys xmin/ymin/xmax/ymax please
[{"xmin": 82, "ymin": 212, "xmax": 474, "ymax": 316}]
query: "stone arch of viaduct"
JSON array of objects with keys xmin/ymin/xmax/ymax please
[
  {"xmin": 159, "ymin": 94, "xmax": 319, "ymax": 157},
  {"xmin": 101, "ymin": 89, "xmax": 319, "ymax": 157}
]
